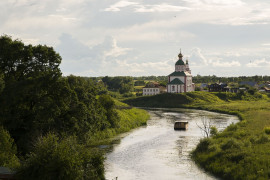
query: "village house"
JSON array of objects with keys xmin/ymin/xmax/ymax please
[
  {"xmin": 167, "ymin": 50, "xmax": 195, "ymax": 93},
  {"xmin": 208, "ymin": 83, "xmax": 228, "ymax": 92},
  {"xmin": 142, "ymin": 82, "xmax": 166, "ymax": 96},
  {"xmin": 239, "ymin": 81, "xmax": 258, "ymax": 88}
]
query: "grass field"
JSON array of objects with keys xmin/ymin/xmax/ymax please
[{"xmin": 123, "ymin": 91, "xmax": 270, "ymax": 180}]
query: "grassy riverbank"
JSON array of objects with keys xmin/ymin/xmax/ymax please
[
  {"xmin": 123, "ymin": 91, "xmax": 270, "ymax": 180},
  {"xmin": 87, "ymin": 99, "xmax": 149, "ymax": 145}
]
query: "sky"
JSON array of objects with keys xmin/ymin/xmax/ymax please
[{"xmin": 1, "ymin": 0, "xmax": 270, "ymax": 77}]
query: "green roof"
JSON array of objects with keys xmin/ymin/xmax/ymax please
[
  {"xmin": 175, "ymin": 59, "xmax": 185, "ymax": 65},
  {"xmin": 168, "ymin": 71, "xmax": 186, "ymax": 76},
  {"xmin": 167, "ymin": 78, "xmax": 184, "ymax": 85}
]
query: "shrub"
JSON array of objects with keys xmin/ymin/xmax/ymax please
[
  {"xmin": 264, "ymin": 127, "xmax": 270, "ymax": 135},
  {"xmin": 210, "ymin": 126, "xmax": 218, "ymax": 136},
  {"xmin": 0, "ymin": 126, "xmax": 20, "ymax": 169},
  {"xmin": 221, "ymin": 138, "xmax": 243, "ymax": 150},
  {"xmin": 226, "ymin": 123, "xmax": 238, "ymax": 132},
  {"xmin": 195, "ymin": 138, "xmax": 212, "ymax": 152},
  {"xmin": 17, "ymin": 133, "xmax": 105, "ymax": 180},
  {"xmin": 256, "ymin": 134, "xmax": 269, "ymax": 144}
]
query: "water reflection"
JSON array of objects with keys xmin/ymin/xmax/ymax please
[{"xmin": 105, "ymin": 108, "xmax": 239, "ymax": 180}]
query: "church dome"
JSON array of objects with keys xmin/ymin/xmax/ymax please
[{"xmin": 175, "ymin": 51, "xmax": 185, "ymax": 65}]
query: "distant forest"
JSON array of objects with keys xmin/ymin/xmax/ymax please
[{"xmin": 91, "ymin": 75, "xmax": 270, "ymax": 85}]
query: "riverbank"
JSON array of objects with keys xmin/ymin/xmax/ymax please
[
  {"xmin": 87, "ymin": 99, "xmax": 149, "ymax": 145},
  {"xmin": 123, "ymin": 92, "xmax": 270, "ymax": 179}
]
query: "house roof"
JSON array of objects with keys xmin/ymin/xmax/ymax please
[
  {"xmin": 168, "ymin": 71, "xmax": 187, "ymax": 76},
  {"xmin": 167, "ymin": 78, "xmax": 184, "ymax": 85},
  {"xmin": 239, "ymin": 81, "xmax": 257, "ymax": 87},
  {"xmin": 143, "ymin": 82, "xmax": 160, "ymax": 88}
]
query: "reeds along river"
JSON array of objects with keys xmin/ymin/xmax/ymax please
[{"xmin": 105, "ymin": 108, "xmax": 239, "ymax": 180}]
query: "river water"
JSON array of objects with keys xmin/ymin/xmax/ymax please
[{"xmin": 105, "ymin": 108, "xmax": 239, "ymax": 180}]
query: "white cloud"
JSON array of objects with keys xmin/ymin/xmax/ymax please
[
  {"xmin": 189, "ymin": 48, "xmax": 209, "ymax": 66},
  {"xmin": 104, "ymin": 1, "xmax": 138, "ymax": 12},
  {"xmin": 211, "ymin": 60, "xmax": 241, "ymax": 67},
  {"xmin": 246, "ymin": 58, "xmax": 270, "ymax": 67},
  {"xmin": 134, "ymin": 3, "xmax": 189, "ymax": 13},
  {"xmin": 103, "ymin": 38, "xmax": 131, "ymax": 57}
]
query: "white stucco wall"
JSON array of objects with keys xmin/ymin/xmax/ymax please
[{"xmin": 143, "ymin": 88, "xmax": 160, "ymax": 96}]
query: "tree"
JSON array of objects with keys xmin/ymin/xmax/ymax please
[
  {"xmin": 196, "ymin": 117, "xmax": 214, "ymax": 138},
  {"xmin": 17, "ymin": 133, "xmax": 105, "ymax": 180},
  {"xmin": 98, "ymin": 95, "xmax": 119, "ymax": 129},
  {"xmin": 0, "ymin": 35, "xmax": 62, "ymax": 153}
]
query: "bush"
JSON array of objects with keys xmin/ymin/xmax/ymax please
[
  {"xmin": 195, "ymin": 138, "xmax": 212, "ymax": 152},
  {"xmin": 17, "ymin": 133, "xmax": 105, "ymax": 180},
  {"xmin": 210, "ymin": 126, "xmax": 218, "ymax": 136},
  {"xmin": 0, "ymin": 126, "xmax": 20, "ymax": 169},
  {"xmin": 256, "ymin": 134, "xmax": 269, "ymax": 144},
  {"xmin": 264, "ymin": 127, "xmax": 270, "ymax": 135},
  {"xmin": 226, "ymin": 123, "xmax": 238, "ymax": 132},
  {"xmin": 221, "ymin": 138, "xmax": 243, "ymax": 150}
]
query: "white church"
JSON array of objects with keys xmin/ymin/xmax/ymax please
[{"xmin": 167, "ymin": 50, "xmax": 195, "ymax": 93}]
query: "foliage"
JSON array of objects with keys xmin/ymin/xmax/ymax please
[
  {"xmin": 17, "ymin": 133, "xmax": 105, "ymax": 180},
  {"xmin": 0, "ymin": 126, "xmax": 20, "ymax": 169},
  {"xmin": 264, "ymin": 127, "xmax": 270, "ymax": 135},
  {"xmin": 102, "ymin": 76, "xmax": 134, "ymax": 94},
  {"xmin": 134, "ymin": 80, "xmax": 145, "ymax": 86},
  {"xmin": 210, "ymin": 126, "xmax": 218, "ymax": 136}
]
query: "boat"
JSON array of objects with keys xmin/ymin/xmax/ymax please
[{"xmin": 174, "ymin": 121, "xmax": 188, "ymax": 130}]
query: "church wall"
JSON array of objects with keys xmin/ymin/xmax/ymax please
[{"xmin": 167, "ymin": 84, "xmax": 183, "ymax": 93}]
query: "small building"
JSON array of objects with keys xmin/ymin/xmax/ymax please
[
  {"xmin": 264, "ymin": 87, "xmax": 270, "ymax": 93},
  {"xmin": 239, "ymin": 81, "xmax": 258, "ymax": 88},
  {"xmin": 142, "ymin": 82, "xmax": 166, "ymax": 96},
  {"xmin": 208, "ymin": 83, "xmax": 228, "ymax": 92}
]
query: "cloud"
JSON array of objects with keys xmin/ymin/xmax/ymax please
[
  {"xmin": 246, "ymin": 58, "xmax": 270, "ymax": 67},
  {"xmin": 189, "ymin": 48, "xmax": 209, "ymax": 66},
  {"xmin": 211, "ymin": 60, "xmax": 241, "ymax": 67},
  {"xmin": 104, "ymin": 1, "xmax": 189, "ymax": 13},
  {"xmin": 134, "ymin": 3, "xmax": 189, "ymax": 12},
  {"xmin": 104, "ymin": 1, "xmax": 138, "ymax": 12}
]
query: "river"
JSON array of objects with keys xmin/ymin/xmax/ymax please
[{"xmin": 105, "ymin": 108, "xmax": 239, "ymax": 180}]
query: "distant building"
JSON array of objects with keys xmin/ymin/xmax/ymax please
[
  {"xmin": 208, "ymin": 83, "xmax": 228, "ymax": 92},
  {"xmin": 142, "ymin": 82, "xmax": 166, "ymax": 96},
  {"xmin": 167, "ymin": 50, "xmax": 195, "ymax": 93},
  {"xmin": 239, "ymin": 81, "xmax": 258, "ymax": 88}
]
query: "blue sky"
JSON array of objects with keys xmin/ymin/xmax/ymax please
[{"xmin": 1, "ymin": 0, "xmax": 270, "ymax": 77}]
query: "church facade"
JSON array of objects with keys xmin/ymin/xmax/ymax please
[{"xmin": 167, "ymin": 51, "xmax": 195, "ymax": 93}]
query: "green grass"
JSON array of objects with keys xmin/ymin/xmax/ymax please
[
  {"xmin": 123, "ymin": 91, "xmax": 270, "ymax": 180},
  {"xmin": 86, "ymin": 99, "xmax": 149, "ymax": 145}
]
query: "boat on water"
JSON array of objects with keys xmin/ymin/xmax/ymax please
[{"xmin": 174, "ymin": 121, "xmax": 188, "ymax": 130}]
